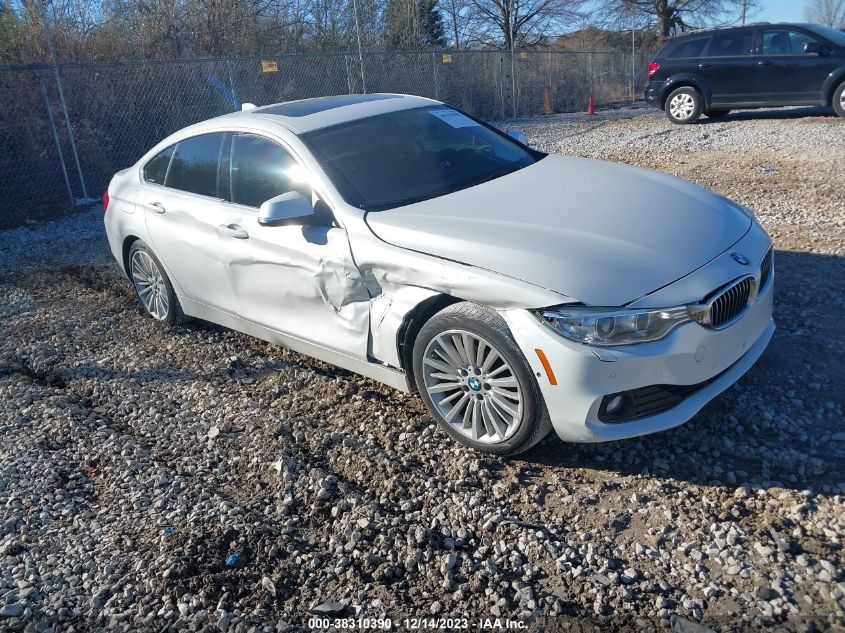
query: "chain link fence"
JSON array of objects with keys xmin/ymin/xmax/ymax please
[{"xmin": 0, "ymin": 49, "xmax": 653, "ymax": 228}]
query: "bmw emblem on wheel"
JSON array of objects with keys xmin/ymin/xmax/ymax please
[{"xmin": 731, "ymin": 252, "xmax": 750, "ymax": 265}]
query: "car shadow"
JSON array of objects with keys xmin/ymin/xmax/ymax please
[
  {"xmin": 700, "ymin": 105, "xmax": 837, "ymax": 123},
  {"xmin": 518, "ymin": 249, "xmax": 845, "ymax": 496}
]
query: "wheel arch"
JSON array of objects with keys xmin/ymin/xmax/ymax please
[
  {"xmin": 396, "ymin": 293, "xmax": 461, "ymax": 393},
  {"xmin": 660, "ymin": 76, "xmax": 711, "ymax": 109},
  {"xmin": 122, "ymin": 235, "xmax": 141, "ymax": 277},
  {"xmin": 823, "ymin": 69, "xmax": 845, "ymax": 105}
]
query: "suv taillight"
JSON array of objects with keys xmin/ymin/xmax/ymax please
[
  {"xmin": 103, "ymin": 191, "xmax": 110, "ymax": 212},
  {"xmin": 648, "ymin": 62, "xmax": 660, "ymax": 78}
]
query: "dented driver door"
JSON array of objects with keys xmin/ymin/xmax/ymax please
[
  {"xmin": 215, "ymin": 208, "xmax": 371, "ymax": 360},
  {"xmin": 211, "ymin": 131, "xmax": 371, "ymax": 360}
]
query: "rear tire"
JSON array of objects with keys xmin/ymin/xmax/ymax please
[
  {"xmin": 412, "ymin": 302, "xmax": 552, "ymax": 456},
  {"xmin": 833, "ymin": 81, "xmax": 845, "ymax": 119},
  {"xmin": 665, "ymin": 87, "xmax": 703, "ymax": 124},
  {"xmin": 705, "ymin": 109, "xmax": 730, "ymax": 118},
  {"xmin": 128, "ymin": 241, "xmax": 188, "ymax": 326}
]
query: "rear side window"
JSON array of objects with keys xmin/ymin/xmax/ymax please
[
  {"xmin": 668, "ymin": 37, "xmax": 710, "ymax": 59},
  {"xmin": 762, "ymin": 29, "xmax": 819, "ymax": 55},
  {"xmin": 229, "ymin": 134, "xmax": 309, "ymax": 208},
  {"xmin": 707, "ymin": 31, "xmax": 753, "ymax": 56},
  {"xmin": 143, "ymin": 146, "xmax": 174, "ymax": 184},
  {"xmin": 165, "ymin": 133, "xmax": 224, "ymax": 197}
]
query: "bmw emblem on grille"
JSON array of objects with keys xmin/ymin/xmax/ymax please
[{"xmin": 730, "ymin": 252, "xmax": 750, "ymax": 265}]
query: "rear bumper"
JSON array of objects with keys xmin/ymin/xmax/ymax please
[{"xmin": 645, "ymin": 82, "xmax": 662, "ymax": 108}]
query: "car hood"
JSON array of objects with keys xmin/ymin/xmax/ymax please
[{"xmin": 364, "ymin": 155, "xmax": 751, "ymax": 306}]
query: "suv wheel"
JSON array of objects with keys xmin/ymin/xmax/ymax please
[
  {"xmin": 412, "ymin": 302, "xmax": 552, "ymax": 456},
  {"xmin": 834, "ymin": 81, "xmax": 845, "ymax": 118},
  {"xmin": 705, "ymin": 109, "xmax": 730, "ymax": 118},
  {"xmin": 665, "ymin": 87, "xmax": 703, "ymax": 124}
]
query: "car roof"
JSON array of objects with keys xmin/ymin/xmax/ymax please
[{"xmin": 211, "ymin": 93, "xmax": 439, "ymax": 134}]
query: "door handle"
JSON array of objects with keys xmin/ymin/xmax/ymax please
[
  {"xmin": 757, "ymin": 60, "xmax": 774, "ymax": 66},
  {"xmin": 698, "ymin": 63, "xmax": 712, "ymax": 68},
  {"xmin": 146, "ymin": 201, "xmax": 165, "ymax": 214},
  {"xmin": 218, "ymin": 224, "xmax": 249, "ymax": 239}
]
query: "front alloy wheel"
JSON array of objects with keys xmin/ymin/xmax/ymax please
[
  {"xmin": 413, "ymin": 302, "xmax": 551, "ymax": 455},
  {"xmin": 422, "ymin": 330, "xmax": 523, "ymax": 444}
]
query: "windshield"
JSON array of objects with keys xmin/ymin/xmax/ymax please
[
  {"xmin": 806, "ymin": 24, "xmax": 845, "ymax": 47},
  {"xmin": 301, "ymin": 105, "xmax": 542, "ymax": 211}
]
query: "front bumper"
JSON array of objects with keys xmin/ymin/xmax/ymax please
[{"xmin": 502, "ymin": 264, "xmax": 774, "ymax": 443}]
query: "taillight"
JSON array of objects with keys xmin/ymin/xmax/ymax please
[
  {"xmin": 102, "ymin": 191, "xmax": 110, "ymax": 212},
  {"xmin": 648, "ymin": 62, "xmax": 660, "ymax": 78}
]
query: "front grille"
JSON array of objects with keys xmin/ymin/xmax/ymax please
[
  {"xmin": 709, "ymin": 276, "xmax": 754, "ymax": 328},
  {"xmin": 759, "ymin": 248, "xmax": 773, "ymax": 290}
]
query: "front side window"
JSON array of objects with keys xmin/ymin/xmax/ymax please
[
  {"xmin": 668, "ymin": 37, "xmax": 709, "ymax": 59},
  {"xmin": 762, "ymin": 29, "xmax": 819, "ymax": 55},
  {"xmin": 707, "ymin": 30, "xmax": 753, "ymax": 56},
  {"xmin": 302, "ymin": 106, "xmax": 540, "ymax": 211},
  {"xmin": 143, "ymin": 146, "xmax": 174, "ymax": 184},
  {"xmin": 229, "ymin": 134, "xmax": 309, "ymax": 208},
  {"xmin": 165, "ymin": 133, "xmax": 224, "ymax": 197}
]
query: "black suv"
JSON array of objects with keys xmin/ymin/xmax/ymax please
[{"xmin": 645, "ymin": 23, "xmax": 845, "ymax": 123}]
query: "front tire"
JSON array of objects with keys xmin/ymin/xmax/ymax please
[
  {"xmin": 128, "ymin": 241, "xmax": 187, "ymax": 326},
  {"xmin": 833, "ymin": 81, "xmax": 845, "ymax": 119},
  {"xmin": 412, "ymin": 302, "xmax": 552, "ymax": 456},
  {"xmin": 665, "ymin": 87, "xmax": 703, "ymax": 124}
]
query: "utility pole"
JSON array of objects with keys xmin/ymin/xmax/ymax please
[{"xmin": 740, "ymin": 0, "xmax": 747, "ymax": 25}]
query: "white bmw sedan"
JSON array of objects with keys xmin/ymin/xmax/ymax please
[{"xmin": 104, "ymin": 93, "xmax": 774, "ymax": 455}]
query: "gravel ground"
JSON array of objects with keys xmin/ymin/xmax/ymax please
[{"xmin": 1, "ymin": 107, "xmax": 844, "ymax": 632}]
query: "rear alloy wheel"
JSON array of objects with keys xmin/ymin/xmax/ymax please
[
  {"xmin": 833, "ymin": 81, "xmax": 845, "ymax": 118},
  {"xmin": 705, "ymin": 109, "xmax": 730, "ymax": 118},
  {"xmin": 665, "ymin": 87, "xmax": 703, "ymax": 124},
  {"xmin": 128, "ymin": 241, "xmax": 187, "ymax": 326},
  {"xmin": 413, "ymin": 302, "xmax": 551, "ymax": 456}
]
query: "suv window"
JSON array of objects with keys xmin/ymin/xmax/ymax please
[
  {"xmin": 143, "ymin": 146, "xmax": 174, "ymax": 184},
  {"xmin": 229, "ymin": 134, "xmax": 309, "ymax": 208},
  {"xmin": 707, "ymin": 30, "xmax": 753, "ymax": 56},
  {"xmin": 668, "ymin": 37, "xmax": 710, "ymax": 58},
  {"xmin": 762, "ymin": 29, "xmax": 819, "ymax": 55},
  {"xmin": 165, "ymin": 133, "xmax": 224, "ymax": 197}
]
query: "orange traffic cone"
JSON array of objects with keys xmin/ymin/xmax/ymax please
[{"xmin": 587, "ymin": 97, "xmax": 596, "ymax": 115}]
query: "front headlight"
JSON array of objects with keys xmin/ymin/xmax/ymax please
[{"xmin": 539, "ymin": 305, "xmax": 691, "ymax": 346}]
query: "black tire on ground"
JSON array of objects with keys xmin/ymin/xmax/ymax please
[
  {"xmin": 412, "ymin": 301, "xmax": 552, "ymax": 456},
  {"xmin": 665, "ymin": 86, "xmax": 704, "ymax": 124},
  {"xmin": 833, "ymin": 81, "xmax": 845, "ymax": 119},
  {"xmin": 128, "ymin": 240, "xmax": 189, "ymax": 326},
  {"xmin": 705, "ymin": 109, "xmax": 731, "ymax": 118}
]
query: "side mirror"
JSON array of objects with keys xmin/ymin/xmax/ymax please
[
  {"xmin": 258, "ymin": 191, "xmax": 314, "ymax": 226},
  {"xmin": 506, "ymin": 128, "xmax": 528, "ymax": 146},
  {"xmin": 804, "ymin": 41, "xmax": 828, "ymax": 56}
]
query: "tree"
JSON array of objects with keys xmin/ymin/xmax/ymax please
[
  {"xmin": 384, "ymin": 0, "xmax": 445, "ymax": 48},
  {"xmin": 439, "ymin": 0, "xmax": 475, "ymax": 47},
  {"xmin": 598, "ymin": 0, "xmax": 757, "ymax": 40},
  {"xmin": 470, "ymin": 0, "xmax": 583, "ymax": 49},
  {"xmin": 804, "ymin": 0, "xmax": 845, "ymax": 27}
]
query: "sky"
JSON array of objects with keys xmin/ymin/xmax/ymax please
[{"xmin": 755, "ymin": 0, "xmax": 807, "ymax": 23}]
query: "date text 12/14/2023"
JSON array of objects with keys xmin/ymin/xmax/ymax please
[{"xmin": 307, "ymin": 617, "xmax": 528, "ymax": 630}]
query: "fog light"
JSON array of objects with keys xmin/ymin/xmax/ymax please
[{"xmin": 605, "ymin": 395, "xmax": 627, "ymax": 415}]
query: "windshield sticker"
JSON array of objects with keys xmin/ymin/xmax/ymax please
[{"xmin": 429, "ymin": 109, "xmax": 480, "ymax": 128}]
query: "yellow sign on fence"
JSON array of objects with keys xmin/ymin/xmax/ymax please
[
  {"xmin": 442, "ymin": 54, "xmax": 453, "ymax": 64},
  {"xmin": 261, "ymin": 60, "xmax": 278, "ymax": 73},
  {"xmin": 519, "ymin": 51, "xmax": 529, "ymax": 60}
]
